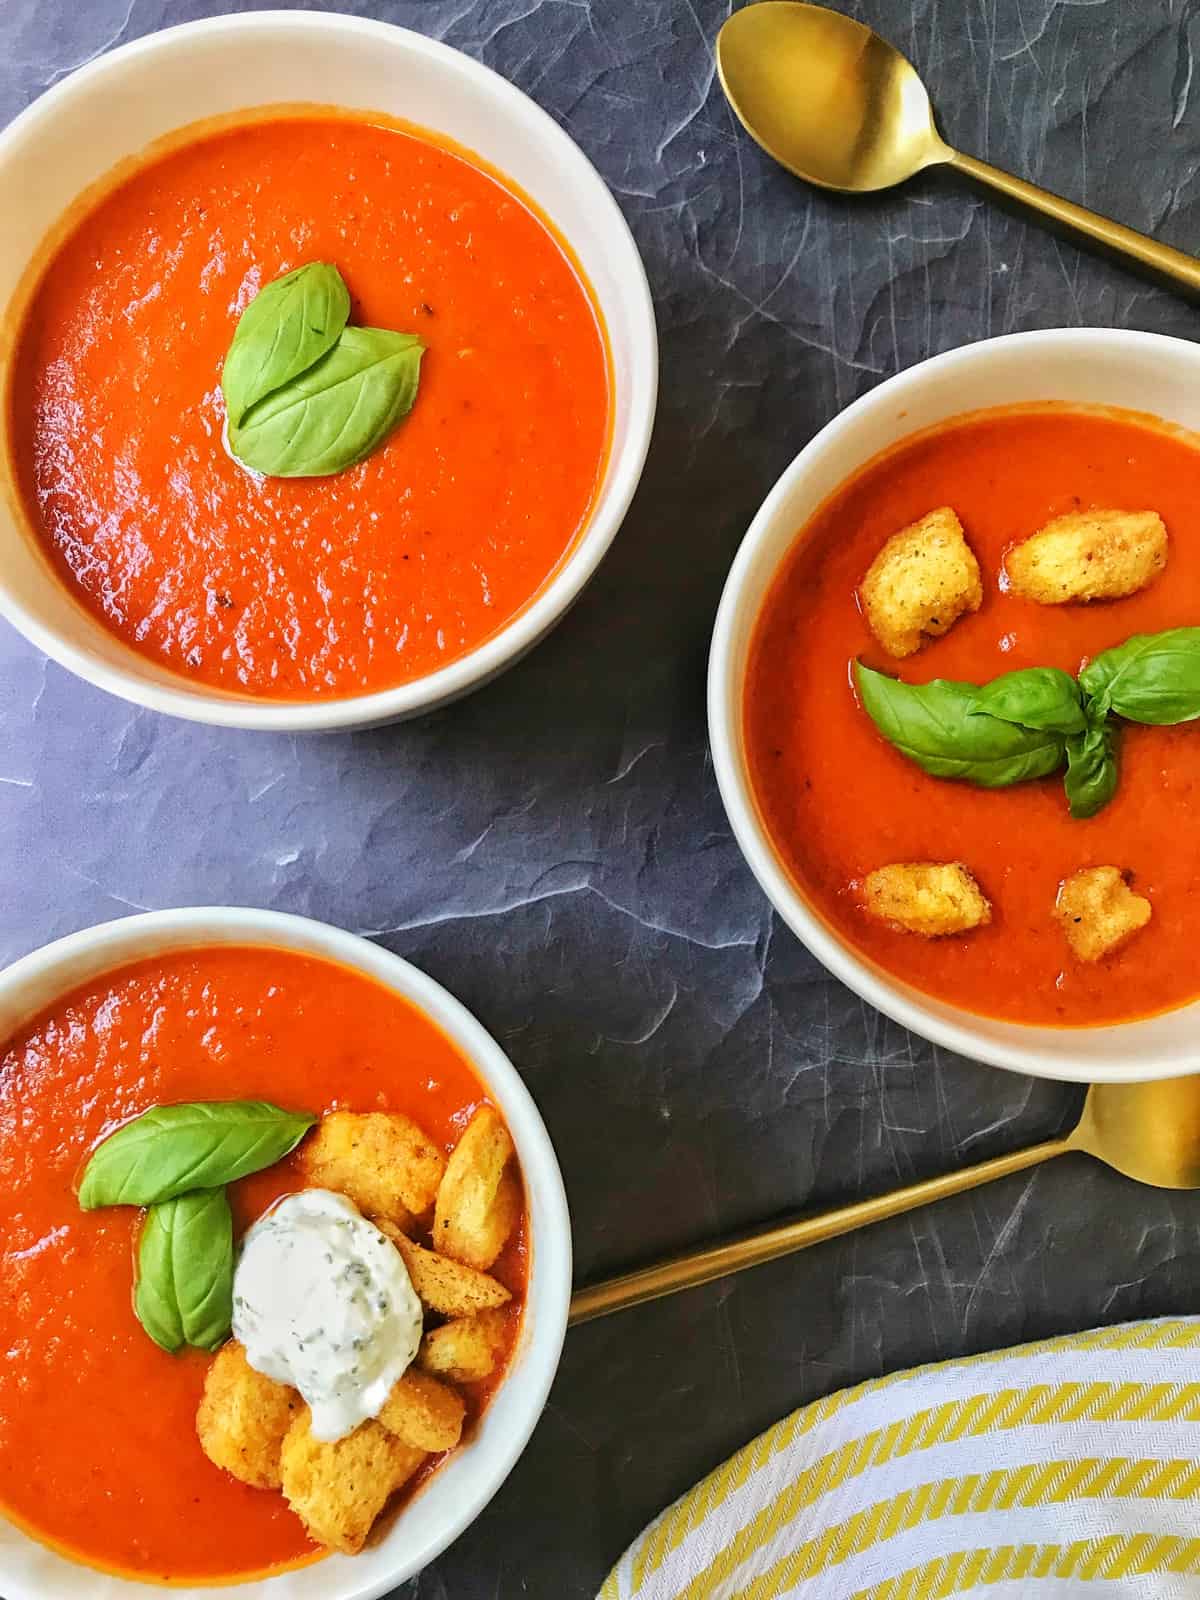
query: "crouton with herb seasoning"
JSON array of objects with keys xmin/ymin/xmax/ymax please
[
  {"xmin": 302, "ymin": 1111, "xmax": 446, "ymax": 1228},
  {"xmin": 279, "ymin": 1410, "xmax": 425, "ymax": 1555},
  {"xmin": 433, "ymin": 1106, "xmax": 521, "ymax": 1271},
  {"xmin": 1055, "ymin": 866, "xmax": 1152, "ymax": 962},
  {"xmin": 374, "ymin": 1218, "xmax": 513, "ymax": 1317},
  {"xmin": 378, "ymin": 1370, "xmax": 465, "ymax": 1452},
  {"xmin": 860, "ymin": 506, "xmax": 983, "ymax": 658},
  {"xmin": 1006, "ymin": 509, "xmax": 1166, "ymax": 604},
  {"xmin": 863, "ymin": 862, "xmax": 992, "ymax": 937},
  {"xmin": 196, "ymin": 1340, "xmax": 300, "ymax": 1489},
  {"xmin": 418, "ymin": 1309, "xmax": 511, "ymax": 1385}
]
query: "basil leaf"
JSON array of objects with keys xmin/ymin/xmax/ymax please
[
  {"xmin": 1079, "ymin": 627, "xmax": 1200, "ymax": 725},
  {"xmin": 134, "ymin": 1189, "xmax": 233, "ymax": 1354},
  {"xmin": 970, "ymin": 667, "xmax": 1087, "ymax": 735},
  {"xmin": 229, "ymin": 327, "xmax": 424, "ymax": 478},
  {"xmin": 78, "ymin": 1100, "xmax": 316, "ymax": 1209},
  {"xmin": 221, "ymin": 262, "xmax": 350, "ymax": 427},
  {"xmin": 1064, "ymin": 718, "xmax": 1120, "ymax": 820},
  {"xmin": 854, "ymin": 661, "xmax": 1067, "ymax": 788}
]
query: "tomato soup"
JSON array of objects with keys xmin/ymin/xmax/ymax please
[
  {"xmin": 0, "ymin": 947, "xmax": 527, "ymax": 1583},
  {"xmin": 5, "ymin": 111, "xmax": 610, "ymax": 698},
  {"xmin": 745, "ymin": 406, "xmax": 1200, "ymax": 1027}
]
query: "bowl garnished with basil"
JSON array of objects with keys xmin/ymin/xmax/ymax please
[
  {"xmin": 723, "ymin": 378, "xmax": 1200, "ymax": 1037},
  {"xmin": 0, "ymin": 927, "xmax": 539, "ymax": 1585},
  {"xmin": 0, "ymin": 12, "xmax": 657, "ymax": 735}
]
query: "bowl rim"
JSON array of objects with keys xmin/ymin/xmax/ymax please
[
  {"xmin": 707, "ymin": 325, "xmax": 1200, "ymax": 1083},
  {"xmin": 0, "ymin": 9, "xmax": 658, "ymax": 732},
  {"xmin": 0, "ymin": 905, "xmax": 572, "ymax": 1598}
]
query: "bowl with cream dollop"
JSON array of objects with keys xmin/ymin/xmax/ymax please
[{"xmin": 0, "ymin": 906, "xmax": 571, "ymax": 1599}]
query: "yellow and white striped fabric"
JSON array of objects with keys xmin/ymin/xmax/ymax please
[{"xmin": 600, "ymin": 1318, "xmax": 1200, "ymax": 1600}]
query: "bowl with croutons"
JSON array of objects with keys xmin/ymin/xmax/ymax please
[
  {"xmin": 710, "ymin": 327, "xmax": 1200, "ymax": 1082},
  {"xmin": 0, "ymin": 906, "xmax": 570, "ymax": 1597}
]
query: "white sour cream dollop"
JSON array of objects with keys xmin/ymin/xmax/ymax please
[{"xmin": 233, "ymin": 1189, "xmax": 423, "ymax": 1441}]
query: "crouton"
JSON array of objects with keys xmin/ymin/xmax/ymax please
[
  {"xmin": 196, "ymin": 1341, "xmax": 300, "ymax": 1489},
  {"xmin": 860, "ymin": 506, "xmax": 983, "ymax": 658},
  {"xmin": 376, "ymin": 1219, "xmax": 512, "ymax": 1317},
  {"xmin": 1006, "ymin": 509, "xmax": 1166, "ymax": 604},
  {"xmin": 279, "ymin": 1410, "xmax": 425, "ymax": 1555},
  {"xmin": 1055, "ymin": 866, "xmax": 1152, "ymax": 962},
  {"xmin": 302, "ymin": 1111, "xmax": 446, "ymax": 1227},
  {"xmin": 418, "ymin": 1309, "xmax": 511, "ymax": 1385},
  {"xmin": 862, "ymin": 862, "xmax": 992, "ymax": 937},
  {"xmin": 378, "ymin": 1370, "xmax": 465, "ymax": 1453},
  {"xmin": 433, "ymin": 1107, "xmax": 521, "ymax": 1271}
]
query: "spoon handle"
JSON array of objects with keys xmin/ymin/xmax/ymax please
[
  {"xmin": 949, "ymin": 149, "xmax": 1200, "ymax": 295},
  {"xmin": 568, "ymin": 1134, "xmax": 1073, "ymax": 1326}
]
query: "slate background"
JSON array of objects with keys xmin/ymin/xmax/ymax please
[{"xmin": 5, "ymin": 1, "xmax": 1200, "ymax": 1595}]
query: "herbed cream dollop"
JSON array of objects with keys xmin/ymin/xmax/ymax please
[{"xmin": 232, "ymin": 1188, "xmax": 422, "ymax": 1441}]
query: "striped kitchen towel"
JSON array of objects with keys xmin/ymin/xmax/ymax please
[{"xmin": 600, "ymin": 1318, "xmax": 1200, "ymax": 1599}]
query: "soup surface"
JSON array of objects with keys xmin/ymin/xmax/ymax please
[
  {"xmin": 0, "ymin": 946, "xmax": 526, "ymax": 1582},
  {"xmin": 745, "ymin": 406, "xmax": 1200, "ymax": 1027},
  {"xmin": 6, "ymin": 110, "xmax": 609, "ymax": 698}
]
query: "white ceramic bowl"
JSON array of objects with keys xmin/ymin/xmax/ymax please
[
  {"xmin": 709, "ymin": 327, "xmax": 1200, "ymax": 1084},
  {"xmin": 0, "ymin": 12, "xmax": 657, "ymax": 731},
  {"xmin": 0, "ymin": 907, "xmax": 571, "ymax": 1598}
]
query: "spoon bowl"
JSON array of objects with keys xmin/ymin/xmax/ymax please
[
  {"xmin": 717, "ymin": 1, "xmax": 945, "ymax": 192},
  {"xmin": 1073, "ymin": 1076, "xmax": 1200, "ymax": 1188}
]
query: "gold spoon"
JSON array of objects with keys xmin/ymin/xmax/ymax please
[
  {"xmin": 569, "ymin": 1076, "xmax": 1200, "ymax": 1325},
  {"xmin": 716, "ymin": 1, "xmax": 1200, "ymax": 296}
]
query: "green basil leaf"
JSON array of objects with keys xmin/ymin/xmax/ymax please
[
  {"xmin": 969, "ymin": 667, "xmax": 1087, "ymax": 735},
  {"xmin": 134, "ymin": 1189, "xmax": 233, "ymax": 1354},
  {"xmin": 229, "ymin": 327, "xmax": 424, "ymax": 478},
  {"xmin": 854, "ymin": 661, "xmax": 1067, "ymax": 788},
  {"xmin": 1079, "ymin": 627, "xmax": 1200, "ymax": 725},
  {"xmin": 1064, "ymin": 718, "xmax": 1120, "ymax": 820},
  {"xmin": 78, "ymin": 1100, "xmax": 316, "ymax": 1210},
  {"xmin": 221, "ymin": 262, "xmax": 350, "ymax": 427}
]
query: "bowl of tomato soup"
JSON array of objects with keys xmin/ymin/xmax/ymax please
[
  {"xmin": 711, "ymin": 328, "xmax": 1200, "ymax": 1082},
  {"xmin": 0, "ymin": 907, "xmax": 571, "ymax": 1597},
  {"xmin": 0, "ymin": 14, "xmax": 656, "ymax": 730}
]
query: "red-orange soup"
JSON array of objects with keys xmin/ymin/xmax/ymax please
[
  {"xmin": 5, "ymin": 110, "xmax": 610, "ymax": 699},
  {"xmin": 745, "ymin": 405, "xmax": 1200, "ymax": 1027},
  {"xmin": 0, "ymin": 946, "xmax": 527, "ymax": 1583}
]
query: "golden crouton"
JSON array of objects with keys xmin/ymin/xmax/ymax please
[
  {"xmin": 279, "ymin": 1410, "xmax": 425, "ymax": 1555},
  {"xmin": 860, "ymin": 506, "xmax": 983, "ymax": 658},
  {"xmin": 196, "ymin": 1341, "xmax": 300, "ymax": 1489},
  {"xmin": 433, "ymin": 1107, "xmax": 521, "ymax": 1270},
  {"xmin": 418, "ymin": 1309, "xmax": 511, "ymax": 1385},
  {"xmin": 378, "ymin": 1370, "xmax": 465, "ymax": 1453},
  {"xmin": 1055, "ymin": 866, "xmax": 1152, "ymax": 962},
  {"xmin": 1006, "ymin": 509, "xmax": 1166, "ymax": 604},
  {"xmin": 863, "ymin": 862, "xmax": 992, "ymax": 937},
  {"xmin": 303, "ymin": 1111, "xmax": 446, "ymax": 1227},
  {"xmin": 376, "ymin": 1219, "xmax": 512, "ymax": 1316}
]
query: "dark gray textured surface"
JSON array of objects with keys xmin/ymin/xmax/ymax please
[{"xmin": 4, "ymin": 1, "xmax": 1200, "ymax": 1595}]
